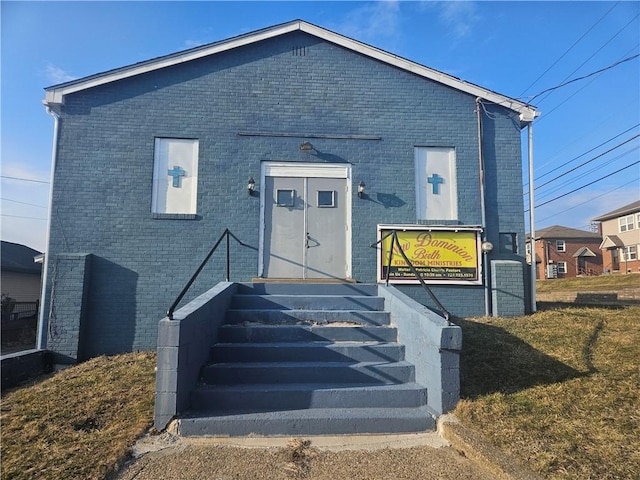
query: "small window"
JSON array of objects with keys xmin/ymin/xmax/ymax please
[
  {"xmin": 637, "ymin": 213, "xmax": 640, "ymax": 229},
  {"xmin": 557, "ymin": 261, "xmax": 567, "ymax": 274},
  {"xmin": 276, "ymin": 189, "xmax": 295, "ymax": 207},
  {"xmin": 619, "ymin": 215, "xmax": 634, "ymax": 232},
  {"xmin": 556, "ymin": 240, "xmax": 566, "ymax": 252},
  {"xmin": 317, "ymin": 190, "xmax": 335, "ymax": 208},
  {"xmin": 623, "ymin": 245, "xmax": 637, "ymax": 261},
  {"xmin": 499, "ymin": 233, "xmax": 518, "ymax": 254}
]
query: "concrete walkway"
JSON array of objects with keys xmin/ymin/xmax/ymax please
[{"xmin": 115, "ymin": 415, "xmax": 541, "ymax": 480}]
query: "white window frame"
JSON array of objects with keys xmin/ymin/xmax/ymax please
[
  {"xmin": 619, "ymin": 214, "xmax": 634, "ymax": 232},
  {"xmin": 623, "ymin": 245, "xmax": 637, "ymax": 261},
  {"xmin": 556, "ymin": 240, "xmax": 566, "ymax": 252},
  {"xmin": 636, "ymin": 213, "xmax": 640, "ymax": 229},
  {"xmin": 152, "ymin": 138, "xmax": 199, "ymax": 215},
  {"xmin": 557, "ymin": 261, "xmax": 567, "ymax": 274},
  {"xmin": 414, "ymin": 147, "xmax": 458, "ymax": 221}
]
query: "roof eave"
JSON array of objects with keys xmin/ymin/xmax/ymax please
[{"xmin": 42, "ymin": 19, "xmax": 538, "ymax": 120}]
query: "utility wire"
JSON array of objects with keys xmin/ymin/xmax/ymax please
[
  {"xmin": 536, "ymin": 13, "xmax": 640, "ymax": 105},
  {"xmin": 527, "ymin": 161, "xmax": 640, "ymax": 211},
  {"xmin": 0, "ymin": 214, "xmax": 48, "ymax": 220},
  {"xmin": 535, "ymin": 147, "xmax": 638, "ymax": 200},
  {"xmin": 531, "ymin": 133, "xmax": 640, "ymax": 192},
  {"xmin": 524, "ymin": 123, "xmax": 640, "ymax": 191},
  {"xmin": 533, "ymin": 44, "xmax": 640, "ymax": 123},
  {"xmin": 519, "ymin": 1, "xmax": 619, "ymax": 97},
  {"xmin": 536, "ymin": 177, "xmax": 640, "ymax": 223},
  {"xmin": 0, "ymin": 175, "xmax": 50, "ymax": 184},
  {"xmin": 1, "ymin": 198, "xmax": 48, "ymax": 209},
  {"xmin": 528, "ymin": 53, "xmax": 640, "ymax": 103}
]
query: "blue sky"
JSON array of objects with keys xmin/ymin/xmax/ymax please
[{"xmin": 2, "ymin": 1, "xmax": 639, "ymax": 252}]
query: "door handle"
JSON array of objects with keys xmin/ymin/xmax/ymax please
[{"xmin": 306, "ymin": 232, "xmax": 310, "ymax": 249}]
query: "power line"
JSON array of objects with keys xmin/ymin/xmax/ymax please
[
  {"xmin": 536, "ymin": 177, "xmax": 639, "ymax": 223},
  {"xmin": 524, "ymin": 123, "xmax": 640, "ymax": 191},
  {"xmin": 1, "ymin": 198, "xmax": 48, "ymax": 209},
  {"xmin": 532, "ymin": 133, "xmax": 640, "ymax": 192},
  {"xmin": 535, "ymin": 12, "xmax": 640, "ymax": 105},
  {"xmin": 519, "ymin": 1, "xmax": 619, "ymax": 97},
  {"xmin": 530, "ymin": 161, "xmax": 640, "ymax": 210},
  {"xmin": 0, "ymin": 175, "xmax": 50, "ymax": 184},
  {"xmin": 528, "ymin": 53, "xmax": 640, "ymax": 103},
  {"xmin": 534, "ymin": 147, "xmax": 638, "ymax": 200},
  {"xmin": 533, "ymin": 44, "xmax": 640, "ymax": 123},
  {"xmin": 0, "ymin": 214, "xmax": 48, "ymax": 221}
]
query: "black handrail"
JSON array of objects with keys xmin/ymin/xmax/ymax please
[
  {"xmin": 371, "ymin": 230, "xmax": 451, "ymax": 322},
  {"xmin": 167, "ymin": 229, "xmax": 251, "ymax": 320}
]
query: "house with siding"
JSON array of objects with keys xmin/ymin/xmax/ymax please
[
  {"xmin": 593, "ymin": 200, "xmax": 640, "ymax": 274},
  {"xmin": 526, "ymin": 226, "xmax": 602, "ymax": 280},
  {"xmin": 39, "ymin": 20, "xmax": 537, "ymax": 364},
  {"xmin": 1, "ymin": 241, "xmax": 42, "ymax": 303}
]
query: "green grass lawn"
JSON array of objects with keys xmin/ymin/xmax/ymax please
[{"xmin": 1, "ymin": 304, "xmax": 638, "ymax": 479}]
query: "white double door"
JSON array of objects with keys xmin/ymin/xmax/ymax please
[{"xmin": 260, "ymin": 163, "xmax": 351, "ymax": 279}]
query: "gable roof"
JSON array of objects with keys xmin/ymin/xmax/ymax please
[
  {"xmin": 1, "ymin": 241, "xmax": 43, "ymax": 274},
  {"xmin": 533, "ymin": 225, "xmax": 601, "ymax": 240},
  {"xmin": 600, "ymin": 235, "xmax": 624, "ymax": 249},
  {"xmin": 573, "ymin": 246, "xmax": 597, "ymax": 258},
  {"xmin": 592, "ymin": 200, "xmax": 640, "ymax": 222},
  {"xmin": 43, "ymin": 19, "xmax": 538, "ymax": 124}
]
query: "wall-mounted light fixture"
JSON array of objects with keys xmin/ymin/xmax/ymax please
[
  {"xmin": 247, "ymin": 177, "xmax": 256, "ymax": 195},
  {"xmin": 300, "ymin": 141, "xmax": 314, "ymax": 152},
  {"xmin": 357, "ymin": 181, "xmax": 366, "ymax": 198},
  {"xmin": 481, "ymin": 241, "xmax": 494, "ymax": 253}
]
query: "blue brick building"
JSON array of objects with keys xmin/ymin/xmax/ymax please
[{"xmin": 40, "ymin": 20, "xmax": 537, "ymax": 362}]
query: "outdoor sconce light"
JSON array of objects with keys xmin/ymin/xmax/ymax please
[
  {"xmin": 481, "ymin": 241, "xmax": 494, "ymax": 253},
  {"xmin": 247, "ymin": 177, "xmax": 256, "ymax": 195},
  {"xmin": 357, "ymin": 181, "xmax": 366, "ymax": 198},
  {"xmin": 300, "ymin": 141, "xmax": 314, "ymax": 152}
]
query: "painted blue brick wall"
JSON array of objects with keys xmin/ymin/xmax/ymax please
[{"xmin": 43, "ymin": 31, "xmax": 527, "ymax": 355}]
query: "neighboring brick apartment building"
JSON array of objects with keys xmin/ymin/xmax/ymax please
[
  {"xmin": 39, "ymin": 20, "xmax": 538, "ymax": 361},
  {"xmin": 593, "ymin": 200, "xmax": 640, "ymax": 274},
  {"xmin": 527, "ymin": 225, "xmax": 602, "ymax": 280}
]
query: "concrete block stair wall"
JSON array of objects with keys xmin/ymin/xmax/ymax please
[{"xmin": 177, "ymin": 283, "xmax": 437, "ymax": 436}]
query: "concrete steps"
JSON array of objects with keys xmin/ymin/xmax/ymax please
[{"xmin": 181, "ymin": 283, "xmax": 435, "ymax": 436}]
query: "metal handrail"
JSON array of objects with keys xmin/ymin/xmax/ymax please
[
  {"xmin": 371, "ymin": 230, "xmax": 451, "ymax": 322},
  {"xmin": 167, "ymin": 229, "xmax": 251, "ymax": 320}
]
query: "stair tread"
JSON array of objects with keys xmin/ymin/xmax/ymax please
[
  {"xmin": 194, "ymin": 382, "xmax": 425, "ymax": 391},
  {"xmin": 219, "ymin": 323, "xmax": 392, "ymax": 328},
  {"xmin": 207, "ymin": 360, "xmax": 413, "ymax": 368},
  {"xmin": 182, "ymin": 405, "xmax": 435, "ymax": 419},
  {"xmin": 213, "ymin": 341, "xmax": 395, "ymax": 347}
]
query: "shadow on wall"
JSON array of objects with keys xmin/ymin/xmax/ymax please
[
  {"xmin": 457, "ymin": 319, "xmax": 586, "ymax": 399},
  {"xmin": 82, "ymin": 257, "xmax": 138, "ymax": 359}
]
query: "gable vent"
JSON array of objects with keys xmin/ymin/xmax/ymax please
[{"xmin": 292, "ymin": 46, "xmax": 307, "ymax": 56}]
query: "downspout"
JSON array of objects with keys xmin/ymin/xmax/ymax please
[
  {"xmin": 528, "ymin": 123, "xmax": 537, "ymax": 312},
  {"xmin": 37, "ymin": 105, "xmax": 60, "ymax": 350},
  {"xmin": 475, "ymin": 98, "xmax": 490, "ymax": 316}
]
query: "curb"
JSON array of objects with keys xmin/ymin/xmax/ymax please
[{"xmin": 438, "ymin": 414, "xmax": 543, "ymax": 480}]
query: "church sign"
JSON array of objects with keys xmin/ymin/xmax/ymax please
[{"xmin": 377, "ymin": 225, "xmax": 482, "ymax": 285}]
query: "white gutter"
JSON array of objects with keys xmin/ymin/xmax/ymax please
[
  {"xmin": 528, "ymin": 123, "xmax": 537, "ymax": 313},
  {"xmin": 37, "ymin": 106, "xmax": 59, "ymax": 349}
]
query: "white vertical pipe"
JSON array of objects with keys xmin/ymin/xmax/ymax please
[
  {"xmin": 37, "ymin": 106, "xmax": 60, "ymax": 349},
  {"xmin": 476, "ymin": 99, "xmax": 490, "ymax": 316},
  {"xmin": 528, "ymin": 122, "xmax": 537, "ymax": 313}
]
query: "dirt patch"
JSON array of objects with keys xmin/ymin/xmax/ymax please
[{"xmin": 116, "ymin": 435, "xmax": 497, "ymax": 480}]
